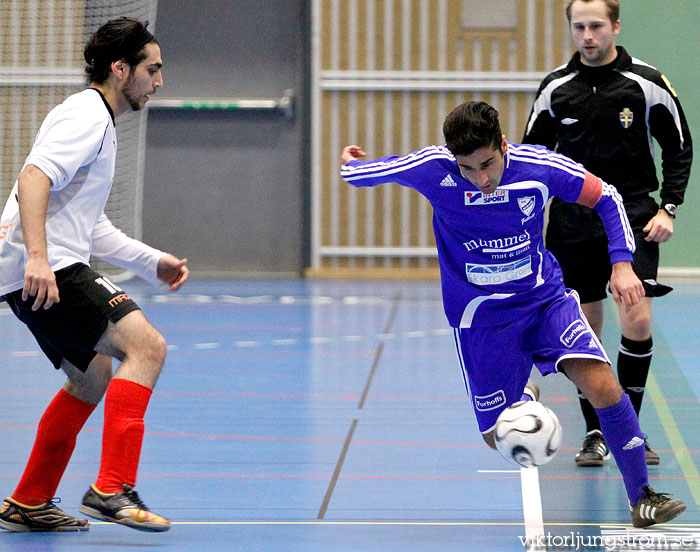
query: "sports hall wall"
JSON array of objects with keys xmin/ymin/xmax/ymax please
[
  {"xmin": 616, "ymin": 0, "xmax": 699, "ymax": 269},
  {"xmin": 0, "ymin": 2, "xmax": 696, "ymax": 276},
  {"xmin": 142, "ymin": 0, "xmax": 310, "ymax": 277},
  {"xmin": 300, "ymin": 0, "xmax": 698, "ymax": 277}
]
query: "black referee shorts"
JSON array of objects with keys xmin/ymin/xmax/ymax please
[
  {"xmin": 2, "ymin": 263, "xmax": 140, "ymax": 372},
  {"xmin": 548, "ymin": 233, "xmax": 659, "ymax": 304}
]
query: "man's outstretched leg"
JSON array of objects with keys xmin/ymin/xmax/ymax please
[
  {"xmin": 563, "ymin": 358, "xmax": 685, "ymax": 528},
  {"xmin": 79, "ymin": 310, "xmax": 171, "ymax": 532}
]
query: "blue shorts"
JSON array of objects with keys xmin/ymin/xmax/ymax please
[{"xmin": 453, "ymin": 289, "xmax": 609, "ymax": 433}]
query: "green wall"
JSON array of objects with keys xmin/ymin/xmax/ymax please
[{"xmin": 618, "ymin": 0, "xmax": 700, "ymax": 268}]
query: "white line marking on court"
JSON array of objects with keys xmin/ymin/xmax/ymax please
[
  {"xmin": 219, "ymin": 295, "xmax": 275, "ymax": 304},
  {"xmin": 157, "ymin": 327, "xmax": 454, "ymax": 351},
  {"xmin": 143, "ymin": 293, "xmax": 445, "ymax": 306},
  {"xmin": 10, "ymin": 351, "xmax": 41, "ymax": 357},
  {"xmin": 194, "ymin": 343, "xmax": 220, "ymax": 349},
  {"xmin": 477, "ymin": 469, "xmax": 520, "ymax": 473},
  {"xmin": 520, "ymin": 466, "xmax": 545, "ymax": 551}
]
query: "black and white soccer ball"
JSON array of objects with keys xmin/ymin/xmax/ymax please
[{"xmin": 494, "ymin": 401, "xmax": 562, "ymax": 468}]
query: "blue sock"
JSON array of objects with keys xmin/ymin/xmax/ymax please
[
  {"xmin": 519, "ymin": 391, "xmax": 534, "ymax": 402},
  {"xmin": 519, "ymin": 382, "xmax": 537, "ymax": 402},
  {"xmin": 595, "ymin": 393, "xmax": 648, "ymax": 505}
]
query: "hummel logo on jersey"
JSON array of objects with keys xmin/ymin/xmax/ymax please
[
  {"xmin": 440, "ymin": 174, "xmax": 457, "ymax": 187},
  {"xmin": 623, "ymin": 436, "xmax": 645, "ymax": 450},
  {"xmin": 561, "ymin": 118, "xmax": 578, "ymax": 125}
]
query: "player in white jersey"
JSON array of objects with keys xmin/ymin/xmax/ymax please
[
  {"xmin": 340, "ymin": 101, "xmax": 685, "ymax": 528},
  {"xmin": 0, "ymin": 18, "xmax": 187, "ymax": 533}
]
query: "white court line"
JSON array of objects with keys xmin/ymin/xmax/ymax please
[
  {"xmin": 521, "ymin": 466, "xmax": 545, "ymax": 551},
  {"xmin": 10, "ymin": 351, "xmax": 41, "ymax": 357},
  {"xmin": 194, "ymin": 343, "xmax": 221, "ymax": 349}
]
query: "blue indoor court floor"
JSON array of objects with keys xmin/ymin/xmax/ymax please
[{"xmin": 1, "ymin": 277, "xmax": 700, "ymax": 552}]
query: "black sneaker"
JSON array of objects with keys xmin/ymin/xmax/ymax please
[
  {"xmin": 631, "ymin": 486, "xmax": 685, "ymax": 528},
  {"xmin": 644, "ymin": 435, "xmax": 661, "ymax": 466},
  {"xmin": 79, "ymin": 484, "xmax": 170, "ymax": 532},
  {"xmin": 0, "ymin": 497, "xmax": 89, "ymax": 532},
  {"xmin": 575, "ymin": 430, "xmax": 611, "ymax": 467}
]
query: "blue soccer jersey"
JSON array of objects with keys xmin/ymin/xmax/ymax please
[{"xmin": 341, "ymin": 142, "xmax": 635, "ymax": 328}]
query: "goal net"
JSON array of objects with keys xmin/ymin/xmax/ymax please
[{"xmin": 0, "ymin": 0, "xmax": 158, "ymax": 278}]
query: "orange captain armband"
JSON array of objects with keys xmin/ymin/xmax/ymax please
[{"xmin": 576, "ymin": 171, "xmax": 603, "ymax": 208}]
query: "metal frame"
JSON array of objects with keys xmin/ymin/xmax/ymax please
[
  {"xmin": 147, "ymin": 89, "xmax": 295, "ymax": 118},
  {"xmin": 320, "ymin": 70, "xmax": 547, "ymax": 92}
]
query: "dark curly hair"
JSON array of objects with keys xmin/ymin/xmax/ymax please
[
  {"xmin": 84, "ymin": 17, "xmax": 157, "ymax": 84},
  {"xmin": 443, "ymin": 101, "xmax": 503, "ymax": 156}
]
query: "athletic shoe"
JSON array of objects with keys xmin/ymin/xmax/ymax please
[
  {"xmin": 0, "ymin": 497, "xmax": 89, "ymax": 532},
  {"xmin": 643, "ymin": 435, "xmax": 660, "ymax": 466},
  {"xmin": 575, "ymin": 430, "xmax": 611, "ymax": 467},
  {"xmin": 523, "ymin": 381, "xmax": 540, "ymax": 401},
  {"xmin": 631, "ymin": 486, "xmax": 685, "ymax": 528},
  {"xmin": 79, "ymin": 484, "xmax": 170, "ymax": 532}
]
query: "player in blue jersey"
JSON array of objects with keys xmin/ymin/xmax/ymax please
[{"xmin": 340, "ymin": 101, "xmax": 685, "ymax": 528}]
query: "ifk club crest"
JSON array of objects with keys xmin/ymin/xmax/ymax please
[
  {"xmin": 619, "ymin": 108, "xmax": 633, "ymax": 128},
  {"xmin": 518, "ymin": 195, "xmax": 536, "ymax": 223}
]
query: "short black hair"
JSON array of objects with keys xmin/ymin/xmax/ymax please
[
  {"xmin": 84, "ymin": 17, "xmax": 157, "ymax": 84},
  {"xmin": 443, "ymin": 101, "xmax": 503, "ymax": 156}
]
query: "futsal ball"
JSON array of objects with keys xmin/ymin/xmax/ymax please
[{"xmin": 494, "ymin": 401, "xmax": 562, "ymax": 468}]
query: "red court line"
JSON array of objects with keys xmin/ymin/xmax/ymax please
[
  {"xmin": 1, "ymin": 388, "xmax": 697, "ymax": 404},
  {"xmin": 3, "ymin": 423, "xmax": 700, "ymax": 454}
]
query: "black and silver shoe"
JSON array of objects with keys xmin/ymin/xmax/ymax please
[
  {"xmin": 80, "ymin": 484, "xmax": 170, "ymax": 532},
  {"xmin": 0, "ymin": 497, "xmax": 89, "ymax": 532}
]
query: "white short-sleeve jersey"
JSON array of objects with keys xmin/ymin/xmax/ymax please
[{"xmin": 0, "ymin": 89, "xmax": 164, "ymax": 295}]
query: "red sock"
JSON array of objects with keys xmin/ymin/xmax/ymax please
[
  {"xmin": 12, "ymin": 389, "xmax": 96, "ymax": 506},
  {"xmin": 95, "ymin": 378, "xmax": 153, "ymax": 494}
]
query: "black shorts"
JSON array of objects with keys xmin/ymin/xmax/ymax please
[
  {"xmin": 2, "ymin": 263, "xmax": 140, "ymax": 372},
  {"xmin": 548, "ymin": 234, "xmax": 659, "ymax": 304}
]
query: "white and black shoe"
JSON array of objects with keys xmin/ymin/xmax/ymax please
[
  {"xmin": 631, "ymin": 486, "xmax": 685, "ymax": 528},
  {"xmin": 575, "ymin": 430, "xmax": 611, "ymax": 467}
]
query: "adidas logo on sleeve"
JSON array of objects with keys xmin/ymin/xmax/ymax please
[{"xmin": 440, "ymin": 174, "xmax": 458, "ymax": 187}]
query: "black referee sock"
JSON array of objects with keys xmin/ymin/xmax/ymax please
[
  {"xmin": 617, "ymin": 335, "xmax": 653, "ymax": 416},
  {"xmin": 577, "ymin": 388, "xmax": 602, "ymax": 433}
]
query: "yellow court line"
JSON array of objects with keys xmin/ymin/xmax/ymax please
[
  {"xmin": 88, "ymin": 521, "xmax": 700, "ymax": 527},
  {"xmin": 646, "ymin": 371, "xmax": 700, "ymax": 506}
]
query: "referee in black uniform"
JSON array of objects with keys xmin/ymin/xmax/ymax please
[{"xmin": 523, "ymin": 0, "xmax": 692, "ymax": 467}]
